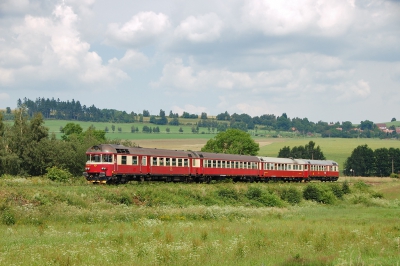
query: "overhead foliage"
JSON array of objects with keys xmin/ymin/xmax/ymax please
[{"xmin": 201, "ymin": 128, "xmax": 259, "ymax": 155}]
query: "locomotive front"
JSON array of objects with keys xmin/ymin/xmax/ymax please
[{"xmin": 83, "ymin": 144, "xmax": 115, "ymax": 184}]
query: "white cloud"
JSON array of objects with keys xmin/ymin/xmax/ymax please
[
  {"xmin": 0, "ymin": 3, "xmax": 129, "ymax": 90},
  {"xmin": 171, "ymin": 104, "xmax": 208, "ymax": 115},
  {"xmin": 0, "ymin": 92, "xmax": 10, "ymax": 101},
  {"xmin": 106, "ymin": 11, "xmax": 170, "ymax": 47},
  {"xmin": 174, "ymin": 13, "xmax": 223, "ymax": 42},
  {"xmin": 241, "ymin": 0, "xmax": 355, "ymax": 36},
  {"xmin": 109, "ymin": 49, "xmax": 150, "ymax": 70},
  {"xmin": 335, "ymin": 79, "xmax": 371, "ymax": 101}
]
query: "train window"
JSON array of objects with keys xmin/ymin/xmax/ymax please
[
  {"xmin": 172, "ymin": 158, "xmax": 177, "ymax": 166},
  {"xmin": 159, "ymin": 158, "xmax": 164, "ymax": 166},
  {"xmin": 177, "ymin": 159, "xmax": 182, "ymax": 167},
  {"xmin": 93, "ymin": 155, "xmax": 101, "ymax": 162},
  {"xmin": 166, "ymin": 158, "xmax": 171, "ymax": 166},
  {"xmin": 152, "ymin": 157, "xmax": 157, "ymax": 166},
  {"xmin": 288, "ymin": 165, "xmax": 291, "ymax": 170},
  {"xmin": 212, "ymin": 160, "xmax": 216, "ymax": 168},
  {"xmin": 184, "ymin": 159, "xmax": 188, "ymax": 166},
  {"xmin": 208, "ymin": 160, "xmax": 212, "ymax": 168},
  {"xmin": 222, "ymin": 161, "xmax": 226, "ymax": 168},
  {"xmin": 121, "ymin": 156, "xmax": 127, "ymax": 165},
  {"xmin": 132, "ymin": 156, "xmax": 138, "ymax": 165},
  {"xmin": 102, "ymin": 155, "xmax": 112, "ymax": 163},
  {"xmin": 142, "ymin": 157, "xmax": 147, "ymax": 166},
  {"xmin": 217, "ymin": 161, "xmax": 221, "ymax": 168}
]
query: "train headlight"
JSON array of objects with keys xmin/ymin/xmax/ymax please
[
  {"xmin": 101, "ymin": 167, "xmax": 107, "ymax": 170},
  {"xmin": 85, "ymin": 167, "xmax": 90, "ymax": 171}
]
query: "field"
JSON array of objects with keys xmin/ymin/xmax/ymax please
[{"xmin": 1, "ymin": 177, "xmax": 400, "ymax": 265}]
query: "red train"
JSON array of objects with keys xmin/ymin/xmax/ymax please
[{"xmin": 83, "ymin": 144, "xmax": 339, "ymax": 184}]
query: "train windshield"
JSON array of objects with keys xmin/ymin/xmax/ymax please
[{"xmin": 86, "ymin": 154, "xmax": 113, "ymax": 163}]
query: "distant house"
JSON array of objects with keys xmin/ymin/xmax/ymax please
[
  {"xmin": 376, "ymin": 123, "xmax": 387, "ymax": 130},
  {"xmin": 396, "ymin": 128, "xmax": 400, "ymax": 134}
]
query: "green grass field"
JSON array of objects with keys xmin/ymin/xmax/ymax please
[{"xmin": 1, "ymin": 177, "xmax": 400, "ymax": 265}]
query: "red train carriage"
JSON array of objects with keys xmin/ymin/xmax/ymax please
[
  {"xmin": 257, "ymin": 157, "xmax": 308, "ymax": 182},
  {"xmin": 83, "ymin": 144, "xmax": 339, "ymax": 184},
  {"xmin": 305, "ymin": 160, "xmax": 339, "ymax": 182},
  {"xmin": 195, "ymin": 151, "xmax": 260, "ymax": 182}
]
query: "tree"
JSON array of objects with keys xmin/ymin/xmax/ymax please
[
  {"xmin": 391, "ymin": 118, "xmax": 396, "ymax": 122},
  {"xmin": 201, "ymin": 128, "xmax": 259, "ymax": 155},
  {"xmin": 343, "ymin": 144, "xmax": 375, "ymax": 176},
  {"xmin": 61, "ymin": 123, "xmax": 83, "ymax": 141},
  {"xmin": 201, "ymin": 112, "xmax": 208, "ymax": 119},
  {"xmin": 277, "ymin": 141, "xmax": 325, "ymax": 160}
]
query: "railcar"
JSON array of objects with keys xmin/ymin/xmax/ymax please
[
  {"xmin": 305, "ymin": 159, "xmax": 339, "ymax": 182},
  {"xmin": 83, "ymin": 144, "xmax": 339, "ymax": 184},
  {"xmin": 258, "ymin": 157, "xmax": 308, "ymax": 182}
]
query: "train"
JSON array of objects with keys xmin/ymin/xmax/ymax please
[{"xmin": 83, "ymin": 144, "xmax": 339, "ymax": 184}]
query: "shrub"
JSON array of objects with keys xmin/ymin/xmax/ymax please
[
  {"xmin": 329, "ymin": 184, "xmax": 344, "ymax": 199},
  {"xmin": 246, "ymin": 186, "xmax": 262, "ymax": 200},
  {"xmin": 390, "ymin": 173, "xmax": 398, "ymax": 179},
  {"xmin": 303, "ymin": 184, "xmax": 322, "ymax": 202},
  {"xmin": 46, "ymin": 166, "xmax": 73, "ymax": 182},
  {"xmin": 280, "ymin": 187, "xmax": 302, "ymax": 205},
  {"xmin": 1, "ymin": 210, "xmax": 16, "ymax": 225},
  {"xmin": 303, "ymin": 184, "xmax": 336, "ymax": 204},
  {"xmin": 342, "ymin": 181, "xmax": 351, "ymax": 194},
  {"xmin": 217, "ymin": 187, "xmax": 239, "ymax": 200}
]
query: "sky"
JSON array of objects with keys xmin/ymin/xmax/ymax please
[{"xmin": 0, "ymin": 0, "xmax": 399, "ymax": 124}]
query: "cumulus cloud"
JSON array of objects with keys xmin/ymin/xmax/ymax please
[
  {"xmin": 0, "ymin": 3, "xmax": 130, "ymax": 90},
  {"xmin": 0, "ymin": 92, "xmax": 10, "ymax": 101},
  {"xmin": 171, "ymin": 104, "xmax": 208, "ymax": 116},
  {"xmin": 105, "ymin": 11, "xmax": 170, "ymax": 47},
  {"xmin": 335, "ymin": 79, "xmax": 371, "ymax": 101},
  {"xmin": 241, "ymin": 0, "xmax": 355, "ymax": 36},
  {"xmin": 174, "ymin": 13, "xmax": 223, "ymax": 42}
]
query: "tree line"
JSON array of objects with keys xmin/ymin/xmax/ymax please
[
  {"xmin": 343, "ymin": 145, "xmax": 400, "ymax": 177},
  {"xmin": 1, "ymin": 97, "xmax": 397, "ymax": 139},
  {"xmin": 0, "ymin": 108, "xmax": 127, "ymax": 177}
]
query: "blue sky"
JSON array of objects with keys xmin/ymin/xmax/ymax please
[{"xmin": 0, "ymin": 0, "xmax": 399, "ymax": 124}]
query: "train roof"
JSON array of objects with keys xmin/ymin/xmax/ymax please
[
  {"xmin": 87, "ymin": 144, "xmax": 259, "ymax": 161},
  {"xmin": 257, "ymin": 157, "xmax": 305, "ymax": 164},
  {"xmin": 193, "ymin": 151, "xmax": 259, "ymax": 162}
]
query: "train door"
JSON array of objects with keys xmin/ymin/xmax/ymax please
[
  {"xmin": 114, "ymin": 154, "xmax": 118, "ymax": 172},
  {"xmin": 140, "ymin": 156, "xmax": 148, "ymax": 174}
]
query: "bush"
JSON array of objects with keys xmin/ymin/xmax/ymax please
[
  {"xmin": 246, "ymin": 187, "xmax": 262, "ymax": 200},
  {"xmin": 342, "ymin": 181, "xmax": 351, "ymax": 194},
  {"xmin": 46, "ymin": 166, "xmax": 72, "ymax": 182},
  {"xmin": 303, "ymin": 184, "xmax": 336, "ymax": 204},
  {"xmin": 329, "ymin": 184, "xmax": 344, "ymax": 199},
  {"xmin": 390, "ymin": 173, "xmax": 399, "ymax": 179},
  {"xmin": 280, "ymin": 187, "xmax": 302, "ymax": 205},
  {"xmin": 217, "ymin": 187, "xmax": 238, "ymax": 200},
  {"xmin": 303, "ymin": 184, "xmax": 322, "ymax": 202}
]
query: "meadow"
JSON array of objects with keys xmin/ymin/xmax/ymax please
[{"xmin": 1, "ymin": 177, "xmax": 400, "ymax": 265}]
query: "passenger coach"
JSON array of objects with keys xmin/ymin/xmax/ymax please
[{"xmin": 83, "ymin": 144, "xmax": 339, "ymax": 184}]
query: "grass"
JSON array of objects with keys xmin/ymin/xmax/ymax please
[{"xmin": 1, "ymin": 177, "xmax": 400, "ymax": 265}]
